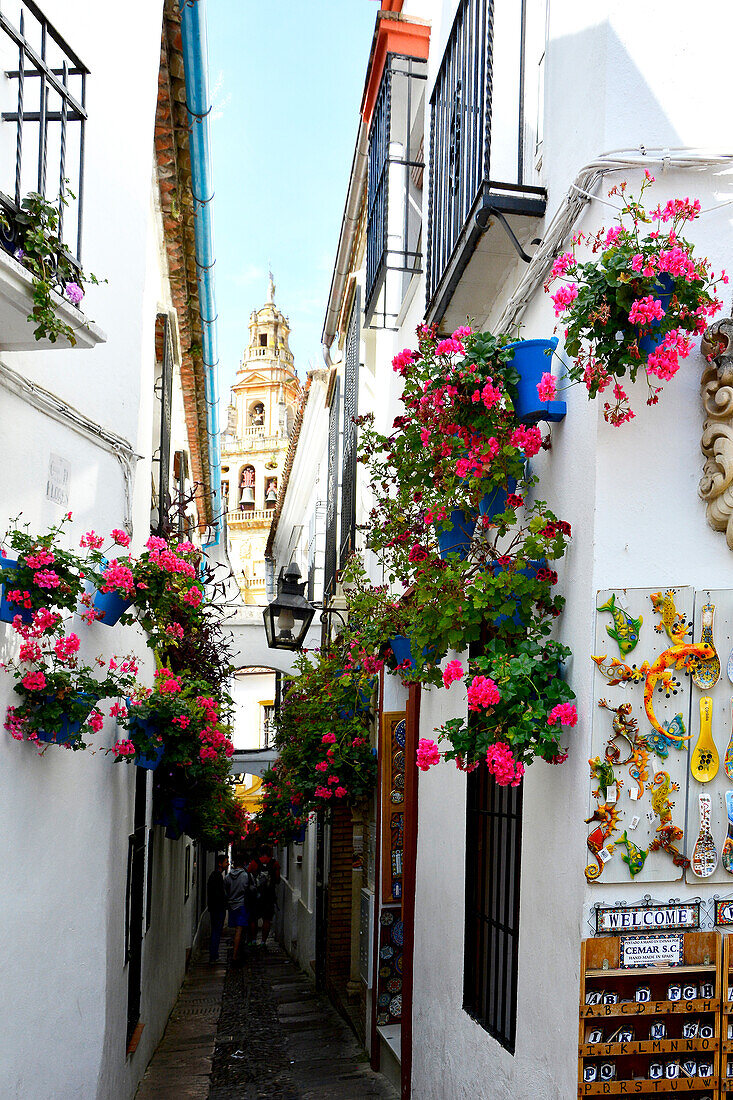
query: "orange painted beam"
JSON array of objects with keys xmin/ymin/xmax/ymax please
[{"xmin": 361, "ymin": 16, "xmax": 430, "ymax": 130}]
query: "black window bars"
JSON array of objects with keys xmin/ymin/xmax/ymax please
[
  {"xmin": 0, "ymin": 0, "xmax": 88, "ymax": 263},
  {"xmin": 463, "ymin": 765, "xmax": 523, "ymax": 1053},
  {"xmin": 426, "ymin": 0, "xmax": 546, "ymax": 322},
  {"xmin": 365, "ymin": 53, "xmax": 427, "ymax": 328}
]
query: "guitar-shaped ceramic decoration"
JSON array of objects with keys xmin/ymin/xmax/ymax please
[
  {"xmin": 727, "ymin": 646, "xmax": 733, "ymax": 685},
  {"xmin": 691, "ymin": 602, "xmax": 721, "ymax": 689},
  {"xmin": 691, "ymin": 792, "xmax": 718, "ymax": 877},
  {"xmin": 722, "ymin": 792, "xmax": 733, "ymax": 874},
  {"xmin": 691, "ymin": 696, "xmax": 719, "ymax": 782},
  {"xmin": 725, "ymin": 700, "xmax": 733, "ymax": 781}
]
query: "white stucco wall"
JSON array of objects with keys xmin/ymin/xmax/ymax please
[{"xmin": 0, "ymin": 4, "xmax": 205, "ymax": 1099}]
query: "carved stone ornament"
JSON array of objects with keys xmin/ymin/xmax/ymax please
[{"xmin": 700, "ymin": 317, "xmax": 733, "ymax": 549}]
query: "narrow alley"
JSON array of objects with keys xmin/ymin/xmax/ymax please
[{"xmin": 136, "ymin": 937, "xmax": 398, "ymax": 1100}]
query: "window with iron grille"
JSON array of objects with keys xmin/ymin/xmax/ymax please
[
  {"xmin": 323, "ymin": 375, "xmax": 340, "ymax": 602},
  {"xmin": 365, "ymin": 54, "xmax": 427, "ymax": 328},
  {"xmin": 339, "ymin": 288, "xmax": 360, "ymax": 567},
  {"xmin": 426, "ymin": 0, "xmax": 546, "ymax": 322},
  {"xmin": 463, "ymin": 764, "xmax": 523, "ymax": 1053},
  {"xmin": 0, "ymin": 1, "xmax": 88, "ymax": 264},
  {"xmin": 153, "ymin": 314, "xmax": 174, "ymax": 536}
]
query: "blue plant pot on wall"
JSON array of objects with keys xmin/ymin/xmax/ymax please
[
  {"xmin": 0, "ymin": 558, "xmax": 33, "ymax": 625},
  {"xmin": 637, "ymin": 273, "xmax": 674, "ymax": 356},
  {"xmin": 437, "ymin": 508, "xmax": 478, "ymax": 559},
  {"xmin": 156, "ymin": 796, "xmax": 190, "ymax": 840},
  {"xmin": 135, "ymin": 743, "xmax": 165, "ymax": 771},
  {"xmin": 36, "ymin": 692, "xmax": 96, "ymax": 745},
  {"xmin": 88, "ymin": 583, "xmax": 133, "ymax": 627},
  {"xmin": 488, "ymin": 559, "xmax": 548, "ymax": 627},
  {"xmin": 504, "ymin": 337, "xmax": 567, "ymax": 425},
  {"xmin": 336, "ymin": 685, "xmax": 373, "ymax": 721},
  {"xmin": 126, "ymin": 708, "xmax": 164, "ymax": 769}
]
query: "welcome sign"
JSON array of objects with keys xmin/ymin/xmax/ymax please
[
  {"xmin": 620, "ymin": 933, "xmax": 684, "ymax": 968},
  {"xmin": 595, "ymin": 902, "xmax": 699, "ymax": 935}
]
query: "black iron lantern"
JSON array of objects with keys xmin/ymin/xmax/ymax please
[{"xmin": 263, "ymin": 562, "xmax": 315, "ymax": 650}]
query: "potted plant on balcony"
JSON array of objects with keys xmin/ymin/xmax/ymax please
[
  {"xmin": 10, "ymin": 190, "xmax": 101, "ymax": 347},
  {"xmin": 545, "ymin": 173, "xmax": 726, "ymax": 425}
]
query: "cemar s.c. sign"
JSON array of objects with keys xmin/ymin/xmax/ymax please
[{"xmin": 620, "ymin": 933, "xmax": 684, "ymax": 969}]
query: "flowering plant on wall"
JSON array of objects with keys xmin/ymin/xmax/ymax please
[
  {"xmin": 0, "ymin": 514, "xmax": 87, "ymax": 618},
  {"xmin": 84, "ymin": 533, "xmax": 205, "ymax": 651},
  {"xmin": 257, "ymin": 767, "xmax": 309, "ymax": 848},
  {"xmin": 342, "ymin": 324, "xmax": 573, "ymax": 687},
  {"xmin": 545, "ymin": 174, "xmax": 725, "ymax": 425},
  {"xmin": 417, "ymin": 640, "xmax": 577, "ymax": 783},
  {"xmin": 3, "ymin": 608, "xmax": 139, "ymax": 750},
  {"xmin": 250, "ymin": 651, "xmax": 376, "ymax": 837}
]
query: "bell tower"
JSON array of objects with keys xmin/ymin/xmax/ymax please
[{"xmin": 220, "ymin": 276, "xmax": 302, "ymax": 604}]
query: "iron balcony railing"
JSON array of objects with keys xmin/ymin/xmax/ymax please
[
  {"xmin": 365, "ymin": 53, "xmax": 427, "ymax": 327},
  {"xmin": 0, "ymin": 0, "xmax": 88, "ymax": 264},
  {"xmin": 426, "ymin": 0, "xmax": 546, "ymax": 322}
]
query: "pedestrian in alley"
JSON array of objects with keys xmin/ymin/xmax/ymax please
[
  {"xmin": 206, "ymin": 853, "xmax": 228, "ymax": 963},
  {"xmin": 248, "ymin": 844, "xmax": 281, "ymax": 948},
  {"xmin": 224, "ymin": 848, "xmax": 251, "ymax": 966}
]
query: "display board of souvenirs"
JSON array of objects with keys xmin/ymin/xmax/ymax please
[
  {"xmin": 381, "ymin": 712, "xmax": 406, "ymax": 905},
  {"xmin": 590, "ymin": 586, "xmax": 733, "ymax": 886},
  {"xmin": 589, "ymin": 587, "xmax": 695, "ymax": 884},
  {"xmin": 375, "ymin": 907, "xmax": 403, "ymax": 1026}
]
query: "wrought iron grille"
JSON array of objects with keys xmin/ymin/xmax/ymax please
[
  {"xmin": 339, "ymin": 288, "xmax": 360, "ymax": 567},
  {"xmin": 154, "ymin": 314, "xmax": 174, "ymax": 536},
  {"xmin": 426, "ymin": 0, "xmax": 545, "ymax": 320},
  {"xmin": 365, "ymin": 53, "xmax": 427, "ymax": 327},
  {"xmin": 464, "ymin": 764, "xmax": 522, "ymax": 1053},
  {"xmin": 0, "ymin": 1, "xmax": 88, "ymax": 263},
  {"xmin": 323, "ymin": 374, "xmax": 340, "ymax": 602}
]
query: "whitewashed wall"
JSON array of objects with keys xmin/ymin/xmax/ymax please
[
  {"xmin": 368, "ymin": 1, "xmax": 733, "ymax": 1097},
  {"xmin": 0, "ymin": 4, "xmax": 205, "ymax": 1099}
]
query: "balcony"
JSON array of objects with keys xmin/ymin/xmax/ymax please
[
  {"xmin": 365, "ymin": 53, "xmax": 427, "ymax": 328},
  {"xmin": 426, "ymin": 0, "xmax": 547, "ymax": 330},
  {"xmin": 221, "ymin": 431, "xmax": 287, "ymax": 456},
  {"xmin": 227, "ymin": 508, "xmax": 275, "ymax": 527},
  {"xmin": 0, "ymin": 1, "xmax": 102, "ymax": 350}
]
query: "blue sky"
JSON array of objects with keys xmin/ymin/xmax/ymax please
[{"xmin": 208, "ymin": 1, "xmax": 378, "ymax": 399}]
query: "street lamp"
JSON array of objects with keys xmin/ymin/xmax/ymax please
[{"xmin": 263, "ymin": 562, "xmax": 316, "ymax": 650}]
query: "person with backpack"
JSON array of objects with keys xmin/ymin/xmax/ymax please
[
  {"xmin": 224, "ymin": 848, "xmax": 251, "ymax": 966},
  {"xmin": 248, "ymin": 844, "xmax": 280, "ymax": 947}
]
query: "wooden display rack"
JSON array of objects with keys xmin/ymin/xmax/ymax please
[
  {"xmin": 722, "ymin": 935, "xmax": 733, "ymax": 1091},
  {"xmin": 578, "ymin": 932, "xmax": 721, "ymax": 1095}
]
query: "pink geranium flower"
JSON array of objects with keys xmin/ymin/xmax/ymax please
[
  {"xmin": 442, "ymin": 660, "xmax": 464, "ymax": 689},
  {"xmin": 536, "ymin": 372, "xmax": 556, "ymax": 402},
  {"xmin": 547, "ymin": 702, "xmax": 578, "ymax": 727},
  {"xmin": 416, "ymin": 738, "xmax": 441, "ymax": 771}
]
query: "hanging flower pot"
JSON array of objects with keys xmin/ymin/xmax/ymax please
[
  {"xmin": 335, "ymin": 674, "xmax": 373, "ymax": 720},
  {"xmin": 36, "ymin": 692, "xmax": 97, "ymax": 746},
  {"xmin": 488, "ymin": 559, "xmax": 548, "ymax": 627},
  {"xmin": 437, "ymin": 508, "xmax": 478, "ymax": 560},
  {"xmin": 135, "ymin": 743, "xmax": 165, "ymax": 770},
  {"xmin": 91, "ymin": 587, "xmax": 132, "ymax": 627},
  {"xmin": 478, "ymin": 478, "xmax": 518, "ymax": 520},
  {"xmin": 0, "ymin": 559, "xmax": 33, "ymax": 625},
  {"xmin": 504, "ymin": 338, "xmax": 567, "ymax": 425},
  {"xmin": 637, "ymin": 273, "xmax": 674, "ymax": 356},
  {"xmin": 154, "ymin": 795, "xmax": 190, "ymax": 840}
]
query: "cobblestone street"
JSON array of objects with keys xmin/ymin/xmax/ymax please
[{"xmin": 137, "ymin": 936, "xmax": 398, "ymax": 1100}]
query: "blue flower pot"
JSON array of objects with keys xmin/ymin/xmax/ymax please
[
  {"xmin": 388, "ymin": 635, "xmax": 435, "ymax": 671},
  {"xmin": 156, "ymin": 796, "xmax": 190, "ymax": 840},
  {"xmin": 337, "ymin": 686, "xmax": 373, "ymax": 720},
  {"xmin": 135, "ymin": 743, "xmax": 165, "ymax": 770},
  {"xmin": 90, "ymin": 585, "xmax": 132, "ymax": 627},
  {"xmin": 437, "ymin": 508, "xmax": 478, "ymax": 559},
  {"xmin": 504, "ymin": 338, "xmax": 567, "ymax": 425},
  {"xmin": 36, "ymin": 692, "xmax": 96, "ymax": 746},
  {"xmin": 637, "ymin": 273, "xmax": 674, "ymax": 356},
  {"xmin": 0, "ymin": 558, "xmax": 33, "ymax": 624},
  {"xmin": 478, "ymin": 478, "xmax": 518, "ymax": 520},
  {"xmin": 488, "ymin": 559, "xmax": 548, "ymax": 627}
]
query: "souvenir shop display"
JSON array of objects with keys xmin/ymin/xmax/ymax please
[
  {"xmin": 589, "ymin": 587, "xmax": 733, "ymax": 885},
  {"xmin": 578, "ymin": 931, "xmax": 721, "ymax": 1094}
]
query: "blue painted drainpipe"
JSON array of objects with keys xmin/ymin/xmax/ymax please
[{"xmin": 178, "ymin": 0, "xmax": 221, "ymax": 547}]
